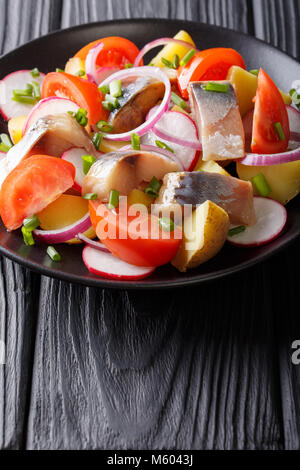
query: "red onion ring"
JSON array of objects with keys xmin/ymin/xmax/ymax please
[
  {"xmin": 122, "ymin": 144, "xmax": 184, "ymax": 170},
  {"xmin": 33, "ymin": 213, "xmax": 91, "ymax": 244},
  {"xmin": 85, "ymin": 42, "xmax": 120, "ymax": 84},
  {"xmin": 98, "ymin": 66, "xmax": 171, "ymax": 141},
  {"xmin": 239, "ymin": 147, "xmax": 300, "ymax": 166},
  {"xmin": 133, "ymin": 37, "xmax": 198, "ymax": 68},
  {"xmin": 76, "ymin": 233, "xmax": 110, "ymax": 252}
]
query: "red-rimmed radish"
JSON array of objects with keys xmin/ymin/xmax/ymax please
[
  {"xmin": 0, "ymin": 70, "xmax": 45, "ymax": 120},
  {"xmin": 154, "ymin": 110, "xmax": 202, "ymax": 150},
  {"xmin": 227, "ymin": 196, "xmax": 287, "ymax": 247},
  {"xmin": 82, "ymin": 246, "xmax": 155, "ymax": 280},
  {"xmin": 33, "ymin": 212, "xmax": 91, "ymax": 244},
  {"xmin": 62, "ymin": 147, "xmax": 103, "ymax": 191},
  {"xmin": 76, "ymin": 233, "xmax": 109, "ymax": 252},
  {"xmin": 23, "ymin": 97, "xmax": 79, "ymax": 135}
]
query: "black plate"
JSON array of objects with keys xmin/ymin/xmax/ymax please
[{"xmin": 0, "ymin": 18, "xmax": 299, "ymax": 289}]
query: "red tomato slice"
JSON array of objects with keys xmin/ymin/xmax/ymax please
[
  {"xmin": 41, "ymin": 72, "xmax": 108, "ymax": 125},
  {"xmin": 89, "ymin": 201, "xmax": 182, "ymax": 267},
  {"xmin": 251, "ymin": 68, "xmax": 290, "ymax": 154},
  {"xmin": 74, "ymin": 36, "xmax": 142, "ymax": 67},
  {"xmin": 177, "ymin": 48, "xmax": 246, "ymax": 99},
  {"xmin": 0, "ymin": 155, "xmax": 75, "ymax": 231}
]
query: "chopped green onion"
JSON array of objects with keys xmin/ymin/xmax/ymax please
[
  {"xmin": 228, "ymin": 225, "xmax": 246, "ymax": 237},
  {"xmin": 47, "ymin": 246, "xmax": 62, "ymax": 262},
  {"xmin": 102, "ymin": 100, "xmax": 114, "ymax": 111},
  {"xmin": 104, "ymin": 93, "xmax": 120, "ymax": 108},
  {"xmin": 173, "ymin": 54, "xmax": 179, "ymax": 69},
  {"xmin": 75, "ymin": 108, "xmax": 88, "ymax": 126},
  {"xmin": 274, "ymin": 122, "xmax": 285, "ymax": 141},
  {"xmin": 179, "ymin": 48, "xmax": 196, "ymax": 67},
  {"xmin": 109, "ymin": 79, "xmax": 122, "ymax": 98},
  {"xmin": 82, "ymin": 154, "xmax": 96, "ymax": 175},
  {"xmin": 13, "ymin": 83, "xmax": 33, "ymax": 97},
  {"xmin": 92, "ymin": 132, "xmax": 103, "ymax": 150},
  {"xmin": 108, "ymin": 189, "xmax": 119, "ymax": 209},
  {"xmin": 0, "ymin": 143, "xmax": 10, "ymax": 153},
  {"xmin": 171, "ymin": 91, "xmax": 187, "ymax": 110},
  {"xmin": 131, "ymin": 133, "xmax": 140, "ymax": 150},
  {"xmin": 56, "ymin": 68, "xmax": 64, "ymax": 73},
  {"xmin": 201, "ymin": 82, "xmax": 230, "ymax": 93},
  {"xmin": 21, "ymin": 227, "xmax": 35, "ymax": 246},
  {"xmin": 31, "ymin": 67, "xmax": 40, "ymax": 77},
  {"xmin": 97, "ymin": 120, "xmax": 114, "ymax": 132},
  {"xmin": 145, "ymin": 176, "xmax": 161, "ymax": 198},
  {"xmin": 159, "ymin": 217, "xmax": 175, "ymax": 232},
  {"xmin": 23, "ymin": 214, "xmax": 40, "ymax": 231},
  {"xmin": 155, "ymin": 139, "xmax": 174, "ymax": 153},
  {"xmin": 0, "ymin": 133, "xmax": 13, "ymax": 150},
  {"xmin": 251, "ymin": 173, "xmax": 271, "ymax": 197},
  {"xmin": 99, "ymin": 84, "xmax": 110, "ymax": 95},
  {"xmin": 76, "ymin": 69, "xmax": 85, "ymax": 76},
  {"xmin": 124, "ymin": 63, "xmax": 133, "ymax": 69},
  {"xmin": 289, "ymin": 88, "xmax": 300, "ymax": 110},
  {"xmin": 82, "ymin": 193, "xmax": 98, "ymax": 200},
  {"xmin": 249, "ymin": 69, "xmax": 259, "ymax": 76},
  {"xmin": 161, "ymin": 57, "xmax": 174, "ymax": 69},
  {"xmin": 31, "ymin": 80, "xmax": 41, "ymax": 100},
  {"xmin": 12, "ymin": 95, "xmax": 37, "ymax": 104}
]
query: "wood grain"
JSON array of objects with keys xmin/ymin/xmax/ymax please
[{"xmin": 0, "ymin": 0, "xmax": 300, "ymax": 450}]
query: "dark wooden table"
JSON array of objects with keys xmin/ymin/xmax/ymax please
[{"xmin": 1, "ymin": 0, "xmax": 300, "ymax": 450}]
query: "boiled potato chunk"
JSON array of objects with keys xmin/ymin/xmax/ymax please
[
  {"xmin": 171, "ymin": 200, "xmax": 230, "ymax": 272},
  {"xmin": 8, "ymin": 115, "xmax": 27, "ymax": 144},
  {"xmin": 37, "ymin": 194, "xmax": 96, "ymax": 244},
  {"xmin": 65, "ymin": 57, "xmax": 86, "ymax": 78},
  {"xmin": 227, "ymin": 66, "xmax": 292, "ymax": 116},
  {"xmin": 127, "ymin": 189, "xmax": 153, "ymax": 208},
  {"xmin": 150, "ymin": 30, "xmax": 195, "ymax": 67},
  {"xmin": 237, "ymin": 161, "xmax": 300, "ymax": 205},
  {"xmin": 194, "ymin": 158, "xmax": 230, "ymax": 176},
  {"xmin": 99, "ymin": 138, "xmax": 128, "ymax": 153}
]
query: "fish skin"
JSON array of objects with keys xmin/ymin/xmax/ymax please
[
  {"xmin": 109, "ymin": 77, "xmax": 165, "ymax": 134},
  {"xmin": 155, "ymin": 171, "xmax": 256, "ymax": 226},
  {"xmin": 189, "ymin": 81, "xmax": 245, "ymax": 161}
]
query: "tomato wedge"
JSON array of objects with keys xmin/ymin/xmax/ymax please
[
  {"xmin": 0, "ymin": 155, "xmax": 75, "ymax": 231},
  {"xmin": 251, "ymin": 68, "xmax": 290, "ymax": 154},
  {"xmin": 74, "ymin": 36, "xmax": 142, "ymax": 67},
  {"xmin": 89, "ymin": 201, "xmax": 182, "ymax": 267},
  {"xmin": 177, "ymin": 48, "xmax": 246, "ymax": 99},
  {"xmin": 41, "ymin": 72, "xmax": 108, "ymax": 125}
]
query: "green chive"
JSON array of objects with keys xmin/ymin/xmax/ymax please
[
  {"xmin": 92, "ymin": 132, "xmax": 103, "ymax": 150},
  {"xmin": 251, "ymin": 173, "xmax": 271, "ymax": 197},
  {"xmin": 47, "ymin": 246, "xmax": 61, "ymax": 262},
  {"xmin": 0, "ymin": 143, "xmax": 10, "ymax": 153},
  {"xmin": 31, "ymin": 81, "xmax": 41, "ymax": 100},
  {"xmin": 161, "ymin": 57, "xmax": 174, "ymax": 69},
  {"xmin": 274, "ymin": 122, "xmax": 285, "ymax": 141},
  {"xmin": 99, "ymin": 84, "xmax": 110, "ymax": 95},
  {"xmin": 249, "ymin": 69, "xmax": 259, "ymax": 76},
  {"xmin": 145, "ymin": 176, "xmax": 161, "ymax": 198},
  {"xmin": 179, "ymin": 48, "xmax": 196, "ymax": 67},
  {"xmin": 102, "ymin": 100, "xmax": 114, "ymax": 112},
  {"xmin": 159, "ymin": 217, "xmax": 175, "ymax": 232},
  {"xmin": 56, "ymin": 68, "xmax": 64, "ymax": 73},
  {"xmin": 0, "ymin": 133, "xmax": 13, "ymax": 150},
  {"xmin": 22, "ymin": 227, "xmax": 35, "ymax": 246},
  {"xmin": 173, "ymin": 54, "xmax": 179, "ymax": 69},
  {"xmin": 155, "ymin": 140, "xmax": 174, "ymax": 153},
  {"xmin": 289, "ymin": 89, "xmax": 300, "ymax": 109},
  {"xmin": 131, "ymin": 133, "xmax": 140, "ymax": 150},
  {"xmin": 13, "ymin": 83, "xmax": 33, "ymax": 97},
  {"xmin": 171, "ymin": 91, "xmax": 187, "ymax": 110},
  {"xmin": 105, "ymin": 93, "xmax": 120, "ymax": 108},
  {"xmin": 108, "ymin": 189, "xmax": 119, "ymax": 209},
  {"xmin": 201, "ymin": 82, "xmax": 230, "ymax": 93},
  {"xmin": 75, "ymin": 108, "xmax": 88, "ymax": 126},
  {"xmin": 124, "ymin": 63, "xmax": 133, "ymax": 69},
  {"xmin": 76, "ymin": 69, "xmax": 85, "ymax": 76},
  {"xmin": 31, "ymin": 67, "xmax": 40, "ymax": 77},
  {"xmin": 82, "ymin": 154, "xmax": 96, "ymax": 175},
  {"xmin": 12, "ymin": 95, "xmax": 37, "ymax": 104},
  {"xmin": 97, "ymin": 120, "xmax": 114, "ymax": 132},
  {"xmin": 23, "ymin": 214, "xmax": 40, "ymax": 231},
  {"xmin": 228, "ymin": 226, "xmax": 246, "ymax": 237},
  {"xmin": 82, "ymin": 193, "xmax": 98, "ymax": 200},
  {"xmin": 109, "ymin": 79, "xmax": 122, "ymax": 98}
]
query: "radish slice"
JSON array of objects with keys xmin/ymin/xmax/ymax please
[
  {"xmin": 0, "ymin": 70, "xmax": 45, "ymax": 120},
  {"xmin": 227, "ymin": 197, "xmax": 287, "ymax": 247},
  {"xmin": 154, "ymin": 111, "xmax": 202, "ymax": 150},
  {"xmin": 33, "ymin": 212, "xmax": 91, "ymax": 244},
  {"xmin": 82, "ymin": 246, "xmax": 155, "ymax": 280},
  {"xmin": 23, "ymin": 97, "xmax": 79, "ymax": 135},
  {"xmin": 62, "ymin": 147, "xmax": 103, "ymax": 191},
  {"xmin": 76, "ymin": 233, "xmax": 109, "ymax": 252}
]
